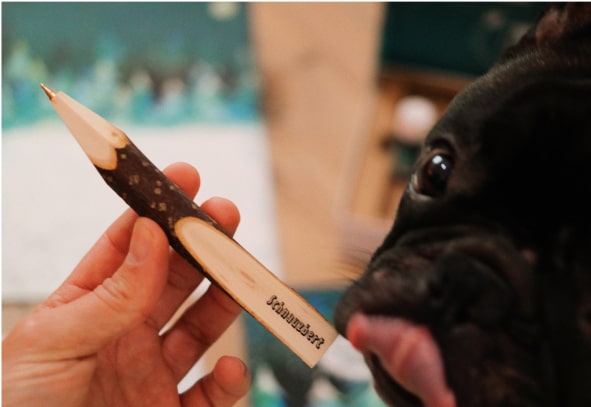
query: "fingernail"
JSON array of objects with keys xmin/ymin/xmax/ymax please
[
  {"xmin": 127, "ymin": 219, "xmax": 154, "ymax": 265},
  {"xmin": 238, "ymin": 358, "xmax": 248, "ymax": 376}
]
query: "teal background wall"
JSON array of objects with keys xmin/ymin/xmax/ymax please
[
  {"xmin": 381, "ymin": 3, "xmax": 546, "ymax": 76},
  {"xmin": 2, "ymin": 2, "xmax": 259, "ymax": 129}
]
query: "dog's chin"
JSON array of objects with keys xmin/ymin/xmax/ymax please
[
  {"xmin": 346, "ymin": 314, "xmax": 456, "ymax": 407},
  {"xmin": 367, "ymin": 354, "xmax": 424, "ymax": 407}
]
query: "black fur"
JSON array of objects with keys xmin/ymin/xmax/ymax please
[{"xmin": 334, "ymin": 4, "xmax": 591, "ymax": 406}]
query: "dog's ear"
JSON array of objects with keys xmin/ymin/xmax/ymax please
[
  {"xmin": 502, "ymin": 3, "xmax": 591, "ymax": 60},
  {"xmin": 531, "ymin": 3, "xmax": 591, "ymax": 43}
]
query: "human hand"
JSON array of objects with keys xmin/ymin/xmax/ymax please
[{"xmin": 2, "ymin": 163, "xmax": 250, "ymax": 407}]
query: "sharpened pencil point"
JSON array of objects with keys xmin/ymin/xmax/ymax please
[{"xmin": 40, "ymin": 83, "xmax": 56, "ymax": 100}]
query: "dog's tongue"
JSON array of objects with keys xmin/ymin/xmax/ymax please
[{"xmin": 346, "ymin": 314, "xmax": 456, "ymax": 407}]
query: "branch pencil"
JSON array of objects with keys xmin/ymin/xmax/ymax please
[{"xmin": 40, "ymin": 83, "xmax": 338, "ymax": 367}]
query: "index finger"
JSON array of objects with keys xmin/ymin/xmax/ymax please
[{"xmin": 41, "ymin": 162, "xmax": 201, "ymax": 308}]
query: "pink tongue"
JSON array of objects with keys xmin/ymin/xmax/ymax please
[{"xmin": 347, "ymin": 313, "xmax": 456, "ymax": 407}]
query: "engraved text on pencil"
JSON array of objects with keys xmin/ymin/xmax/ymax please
[{"xmin": 266, "ymin": 295, "xmax": 326, "ymax": 350}]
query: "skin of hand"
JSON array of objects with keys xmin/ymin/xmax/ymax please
[{"xmin": 2, "ymin": 162, "xmax": 250, "ymax": 407}]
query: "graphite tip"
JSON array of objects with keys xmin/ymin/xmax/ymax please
[{"xmin": 40, "ymin": 83, "xmax": 56, "ymax": 100}]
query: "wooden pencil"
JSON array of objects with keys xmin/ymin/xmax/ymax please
[{"xmin": 40, "ymin": 83, "xmax": 338, "ymax": 367}]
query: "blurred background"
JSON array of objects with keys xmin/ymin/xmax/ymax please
[{"xmin": 2, "ymin": 3, "xmax": 545, "ymax": 406}]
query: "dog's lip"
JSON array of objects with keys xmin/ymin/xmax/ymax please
[{"xmin": 346, "ymin": 313, "xmax": 456, "ymax": 407}]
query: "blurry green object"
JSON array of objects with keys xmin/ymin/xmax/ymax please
[{"xmin": 2, "ymin": 2, "xmax": 259, "ymax": 129}]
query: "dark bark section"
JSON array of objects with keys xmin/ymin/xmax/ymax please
[{"xmin": 96, "ymin": 140, "xmax": 227, "ymax": 281}]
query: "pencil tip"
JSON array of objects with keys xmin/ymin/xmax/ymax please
[{"xmin": 40, "ymin": 83, "xmax": 56, "ymax": 100}]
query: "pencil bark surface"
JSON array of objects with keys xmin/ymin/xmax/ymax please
[{"xmin": 97, "ymin": 139, "xmax": 224, "ymax": 276}]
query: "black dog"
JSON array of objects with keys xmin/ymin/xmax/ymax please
[{"xmin": 334, "ymin": 4, "xmax": 591, "ymax": 407}]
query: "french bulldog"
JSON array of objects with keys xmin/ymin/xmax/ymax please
[{"xmin": 334, "ymin": 4, "xmax": 591, "ymax": 407}]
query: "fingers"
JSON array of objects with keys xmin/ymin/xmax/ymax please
[
  {"xmin": 85, "ymin": 162, "xmax": 202, "ymax": 283},
  {"xmin": 19, "ymin": 218, "xmax": 171, "ymax": 357},
  {"xmin": 78, "ymin": 218, "xmax": 169, "ymax": 352},
  {"xmin": 148, "ymin": 196, "xmax": 241, "ymax": 329},
  {"xmin": 181, "ymin": 356, "xmax": 250, "ymax": 407},
  {"xmin": 201, "ymin": 197, "xmax": 241, "ymax": 237},
  {"xmin": 162, "ymin": 284, "xmax": 242, "ymax": 382},
  {"xmin": 41, "ymin": 162, "xmax": 202, "ymax": 309},
  {"xmin": 31, "ymin": 159, "xmax": 243, "ymax": 360},
  {"xmin": 156, "ymin": 197, "xmax": 242, "ymax": 380},
  {"xmin": 162, "ymin": 162, "xmax": 202, "ymax": 199}
]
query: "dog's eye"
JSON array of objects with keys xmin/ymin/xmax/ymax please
[{"xmin": 415, "ymin": 153, "xmax": 454, "ymax": 197}]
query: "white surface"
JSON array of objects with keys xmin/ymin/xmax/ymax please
[{"xmin": 2, "ymin": 121, "xmax": 283, "ymax": 301}]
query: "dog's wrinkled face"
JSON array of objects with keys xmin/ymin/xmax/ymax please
[{"xmin": 334, "ymin": 4, "xmax": 591, "ymax": 407}]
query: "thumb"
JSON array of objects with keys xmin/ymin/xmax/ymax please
[{"xmin": 48, "ymin": 218, "xmax": 170, "ymax": 356}]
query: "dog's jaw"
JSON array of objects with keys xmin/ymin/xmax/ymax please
[{"xmin": 334, "ymin": 229, "xmax": 545, "ymax": 407}]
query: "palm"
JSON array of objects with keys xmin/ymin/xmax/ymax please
[{"xmin": 88, "ymin": 325, "xmax": 180, "ymax": 406}]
